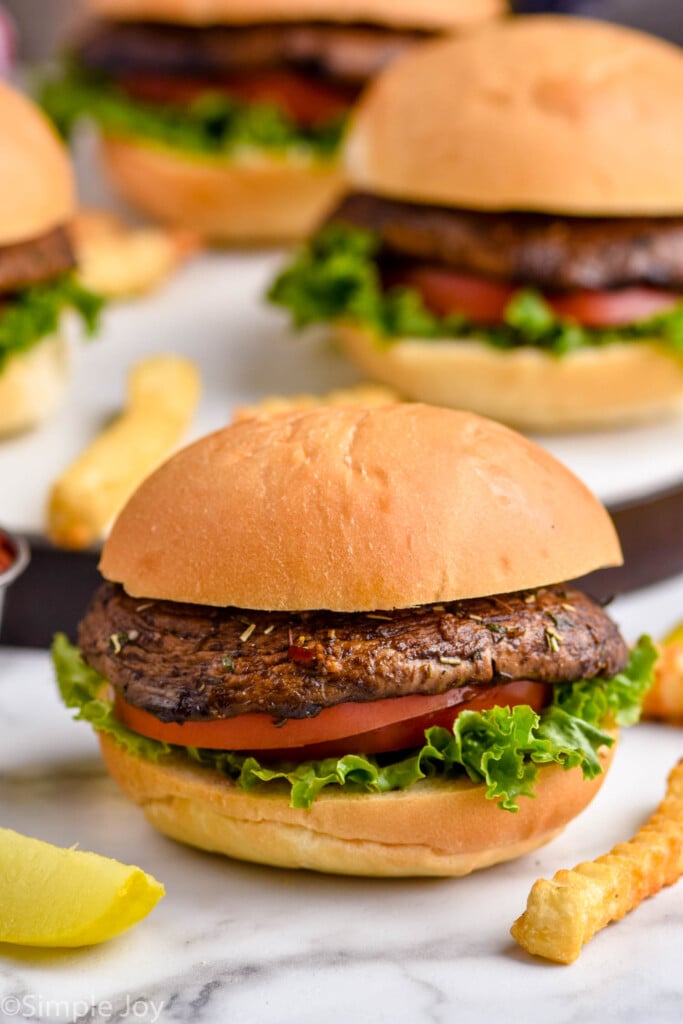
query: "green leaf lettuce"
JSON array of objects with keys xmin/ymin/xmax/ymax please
[
  {"xmin": 268, "ymin": 223, "xmax": 683, "ymax": 357},
  {"xmin": 52, "ymin": 633, "xmax": 656, "ymax": 812},
  {"xmin": 40, "ymin": 63, "xmax": 346, "ymax": 161},
  {"xmin": 0, "ymin": 274, "xmax": 103, "ymax": 371}
]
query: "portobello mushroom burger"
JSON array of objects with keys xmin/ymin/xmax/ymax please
[{"xmin": 53, "ymin": 404, "xmax": 655, "ymax": 875}]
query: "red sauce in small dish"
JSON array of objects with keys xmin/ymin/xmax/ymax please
[{"xmin": 0, "ymin": 531, "xmax": 15, "ymax": 574}]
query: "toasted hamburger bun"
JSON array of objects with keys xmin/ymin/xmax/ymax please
[
  {"xmin": 337, "ymin": 326, "xmax": 683, "ymax": 432},
  {"xmin": 346, "ymin": 16, "xmax": 683, "ymax": 215},
  {"xmin": 99, "ymin": 404, "xmax": 623, "ymax": 610},
  {"xmin": 90, "ymin": 0, "xmax": 504, "ymax": 31},
  {"xmin": 0, "ymin": 81, "xmax": 74, "ymax": 246},
  {"xmin": 100, "ymin": 139, "xmax": 346, "ymax": 244},
  {"xmin": 100, "ymin": 732, "xmax": 616, "ymax": 877}
]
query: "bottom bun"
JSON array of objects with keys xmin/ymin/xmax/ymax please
[
  {"xmin": 338, "ymin": 324, "xmax": 683, "ymax": 432},
  {"xmin": 99, "ymin": 733, "xmax": 615, "ymax": 877},
  {"xmin": 101, "ymin": 137, "xmax": 346, "ymax": 244},
  {"xmin": 0, "ymin": 333, "xmax": 68, "ymax": 437}
]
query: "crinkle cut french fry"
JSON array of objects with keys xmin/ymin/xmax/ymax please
[
  {"xmin": 47, "ymin": 355, "xmax": 201, "ymax": 549},
  {"xmin": 511, "ymin": 758, "xmax": 683, "ymax": 964}
]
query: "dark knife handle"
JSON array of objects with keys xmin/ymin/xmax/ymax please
[
  {"xmin": 0, "ymin": 540, "xmax": 100, "ymax": 648},
  {"xmin": 574, "ymin": 482, "xmax": 683, "ymax": 603}
]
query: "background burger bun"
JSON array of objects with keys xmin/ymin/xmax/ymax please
[
  {"xmin": 101, "ymin": 138, "xmax": 346, "ymax": 243},
  {"xmin": 338, "ymin": 326, "xmax": 683, "ymax": 431},
  {"xmin": 346, "ymin": 16, "xmax": 683, "ymax": 215},
  {"xmin": 0, "ymin": 82, "xmax": 74, "ymax": 434},
  {"xmin": 0, "ymin": 81, "xmax": 74, "ymax": 246},
  {"xmin": 100, "ymin": 733, "xmax": 616, "ymax": 877},
  {"xmin": 100, "ymin": 404, "xmax": 622, "ymax": 610},
  {"xmin": 90, "ymin": 0, "xmax": 505, "ymax": 30},
  {"xmin": 0, "ymin": 334, "xmax": 69, "ymax": 437}
]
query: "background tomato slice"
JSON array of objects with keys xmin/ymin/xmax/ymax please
[
  {"xmin": 114, "ymin": 680, "xmax": 549, "ymax": 759},
  {"xmin": 394, "ymin": 267, "xmax": 515, "ymax": 323},
  {"xmin": 547, "ymin": 287, "xmax": 678, "ymax": 327},
  {"xmin": 119, "ymin": 70, "xmax": 353, "ymax": 127},
  {"xmin": 393, "ymin": 265, "xmax": 679, "ymax": 328}
]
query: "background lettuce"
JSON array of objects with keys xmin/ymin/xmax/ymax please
[
  {"xmin": 269, "ymin": 223, "xmax": 683, "ymax": 356},
  {"xmin": 0, "ymin": 274, "xmax": 102, "ymax": 371},
  {"xmin": 41, "ymin": 64, "xmax": 345, "ymax": 160}
]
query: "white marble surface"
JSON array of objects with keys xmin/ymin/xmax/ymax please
[{"xmin": 1, "ymin": 577, "xmax": 682, "ymax": 1024}]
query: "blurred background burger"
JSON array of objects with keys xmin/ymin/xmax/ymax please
[
  {"xmin": 0, "ymin": 79, "xmax": 100, "ymax": 437},
  {"xmin": 270, "ymin": 16, "xmax": 683, "ymax": 431},
  {"xmin": 38, "ymin": 0, "xmax": 504, "ymax": 244}
]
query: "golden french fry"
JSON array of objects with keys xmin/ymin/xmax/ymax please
[
  {"xmin": 233, "ymin": 384, "xmax": 401, "ymax": 422},
  {"xmin": 71, "ymin": 208, "xmax": 199, "ymax": 298},
  {"xmin": 643, "ymin": 626, "xmax": 683, "ymax": 724},
  {"xmin": 511, "ymin": 758, "xmax": 683, "ymax": 964},
  {"xmin": 47, "ymin": 355, "xmax": 201, "ymax": 549}
]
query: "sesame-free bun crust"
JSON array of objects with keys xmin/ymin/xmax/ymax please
[
  {"xmin": 101, "ymin": 138, "xmax": 345, "ymax": 243},
  {"xmin": 90, "ymin": 0, "xmax": 504, "ymax": 31},
  {"xmin": 0, "ymin": 334, "xmax": 69, "ymax": 437},
  {"xmin": 99, "ymin": 733, "xmax": 615, "ymax": 877},
  {"xmin": 100, "ymin": 404, "xmax": 622, "ymax": 610},
  {"xmin": 347, "ymin": 16, "xmax": 683, "ymax": 214},
  {"xmin": 0, "ymin": 82, "xmax": 74, "ymax": 245},
  {"xmin": 338, "ymin": 326, "xmax": 683, "ymax": 432}
]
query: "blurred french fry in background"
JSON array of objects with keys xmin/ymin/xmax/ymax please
[
  {"xmin": 511, "ymin": 758, "xmax": 683, "ymax": 964},
  {"xmin": 233, "ymin": 383, "xmax": 401, "ymax": 422},
  {"xmin": 643, "ymin": 624, "xmax": 683, "ymax": 724},
  {"xmin": 47, "ymin": 355, "xmax": 200, "ymax": 549},
  {"xmin": 71, "ymin": 209, "xmax": 199, "ymax": 299}
]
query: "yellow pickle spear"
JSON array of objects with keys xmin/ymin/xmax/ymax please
[{"xmin": 0, "ymin": 827, "xmax": 164, "ymax": 947}]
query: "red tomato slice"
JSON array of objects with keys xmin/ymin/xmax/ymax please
[
  {"xmin": 119, "ymin": 70, "xmax": 353, "ymax": 127},
  {"xmin": 393, "ymin": 266, "xmax": 680, "ymax": 328},
  {"xmin": 393, "ymin": 267, "xmax": 515, "ymax": 323},
  {"xmin": 254, "ymin": 681, "xmax": 550, "ymax": 759},
  {"xmin": 547, "ymin": 287, "xmax": 679, "ymax": 327},
  {"xmin": 114, "ymin": 680, "xmax": 549, "ymax": 759}
]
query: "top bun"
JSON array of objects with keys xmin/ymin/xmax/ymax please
[
  {"xmin": 346, "ymin": 16, "xmax": 683, "ymax": 215},
  {"xmin": 0, "ymin": 82, "xmax": 74, "ymax": 246},
  {"xmin": 100, "ymin": 405, "xmax": 622, "ymax": 611},
  {"xmin": 89, "ymin": 0, "xmax": 504, "ymax": 30}
]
